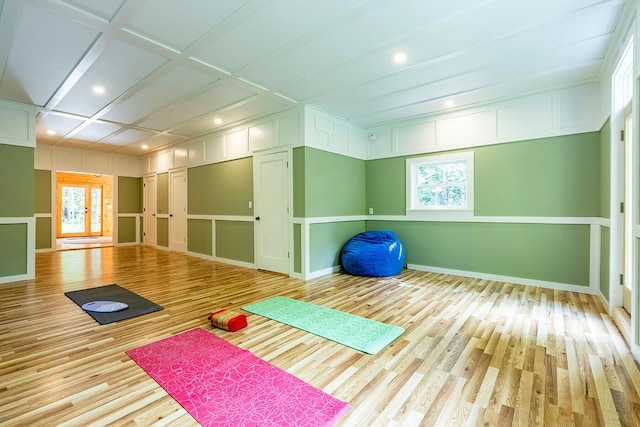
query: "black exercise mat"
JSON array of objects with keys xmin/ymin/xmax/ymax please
[{"xmin": 65, "ymin": 284, "xmax": 163, "ymax": 324}]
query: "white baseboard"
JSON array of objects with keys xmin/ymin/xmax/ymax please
[
  {"xmin": 0, "ymin": 273, "xmax": 32, "ymax": 284},
  {"xmin": 213, "ymin": 256, "xmax": 255, "ymax": 270},
  {"xmin": 596, "ymin": 290, "xmax": 612, "ymax": 315},
  {"xmin": 186, "ymin": 250, "xmax": 213, "ymax": 261},
  {"xmin": 305, "ymin": 265, "xmax": 342, "ymax": 280},
  {"xmin": 185, "ymin": 250, "xmax": 253, "ymax": 269},
  {"xmin": 405, "ymin": 264, "xmax": 595, "ymax": 294}
]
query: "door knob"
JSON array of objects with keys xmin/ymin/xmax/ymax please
[{"xmin": 255, "ymin": 216, "xmax": 260, "ymax": 220}]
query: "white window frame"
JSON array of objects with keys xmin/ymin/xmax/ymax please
[{"xmin": 406, "ymin": 151, "xmax": 474, "ymax": 216}]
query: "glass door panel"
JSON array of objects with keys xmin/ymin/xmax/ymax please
[
  {"xmin": 61, "ymin": 186, "xmax": 86, "ymax": 235},
  {"xmin": 59, "ymin": 185, "xmax": 103, "ymax": 237},
  {"xmin": 90, "ymin": 187, "xmax": 102, "ymax": 235}
]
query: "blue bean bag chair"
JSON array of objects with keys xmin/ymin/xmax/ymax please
[{"xmin": 341, "ymin": 230, "xmax": 405, "ymax": 277}]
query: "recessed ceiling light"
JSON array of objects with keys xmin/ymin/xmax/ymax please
[
  {"xmin": 445, "ymin": 100, "xmax": 455, "ymax": 108},
  {"xmin": 141, "ymin": 144, "xmax": 148, "ymax": 149},
  {"xmin": 393, "ymin": 52, "xmax": 407, "ymax": 63},
  {"xmin": 92, "ymin": 85, "xmax": 105, "ymax": 94},
  {"xmin": 46, "ymin": 130, "xmax": 56, "ymax": 135},
  {"xmin": 214, "ymin": 118, "xmax": 222, "ymax": 125}
]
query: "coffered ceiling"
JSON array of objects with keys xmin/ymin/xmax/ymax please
[{"xmin": 0, "ymin": 0, "xmax": 629, "ymax": 155}]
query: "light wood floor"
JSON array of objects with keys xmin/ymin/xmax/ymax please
[
  {"xmin": 1, "ymin": 246, "xmax": 640, "ymax": 426},
  {"xmin": 55, "ymin": 237, "xmax": 113, "ymax": 251}
]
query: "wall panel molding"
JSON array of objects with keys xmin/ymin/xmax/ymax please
[
  {"xmin": 0, "ymin": 100, "xmax": 36, "ymax": 148},
  {"xmin": 142, "ymin": 108, "xmax": 303, "ymax": 174},
  {"xmin": 366, "ymin": 83, "xmax": 601, "ymax": 160},
  {"xmin": 34, "ymin": 144, "xmax": 140, "ymax": 177},
  {"xmin": 0, "ymin": 217, "xmax": 35, "ymax": 283},
  {"xmin": 294, "ymin": 214, "xmax": 600, "ymax": 289}
]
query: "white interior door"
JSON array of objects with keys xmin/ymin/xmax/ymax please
[
  {"xmin": 254, "ymin": 151, "xmax": 289, "ymax": 274},
  {"xmin": 143, "ymin": 175, "xmax": 157, "ymax": 246},
  {"xmin": 170, "ymin": 169, "xmax": 187, "ymax": 253}
]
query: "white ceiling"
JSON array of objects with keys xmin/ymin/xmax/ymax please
[{"xmin": 0, "ymin": 0, "xmax": 629, "ymax": 155}]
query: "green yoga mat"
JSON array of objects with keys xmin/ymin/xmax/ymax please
[{"xmin": 242, "ymin": 296, "xmax": 404, "ymax": 354}]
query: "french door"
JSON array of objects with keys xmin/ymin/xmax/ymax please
[{"xmin": 59, "ymin": 184, "xmax": 103, "ymax": 237}]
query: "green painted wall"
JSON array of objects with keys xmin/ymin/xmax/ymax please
[
  {"xmin": 34, "ymin": 169, "xmax": 51, "ymax": 214},
  {"xmin": 0, "ymin": 145, "xmax": 33, "ymax": 217},
  {"xmin": 357, "ymin": 132, "xmax": 601, "ymax": 285},
  {"xmin": 292, "ymin": 148, "xmax": 366, "ymax": 272},
  {"xmin": 188, "ymin": 157, "xmax": 253, "ymax": 216},
  {"xmin": 36, "ymin": 217, "xmax": 51, "ymax": 250},
  {"xmin": 309, "ymin": 221, "xmax": 366, "ymax": 271},
  {"xmin": 0, "ymin": 145, "xmax": 32, "ymax": 279},
  {"xmin": 117, "ymin": 177, "xmax": 140, "ymax": 244},
  {"xmin": 0, "ymin": 224, "xmax": 27, "ymax": 276},
  {"xmin": 118, "ymin": 176, "xmax": 141, "ymax": 213},
  {"xmin": 216, "ymin": 220, "xmax": 254, "ymax": 263},
  {"xmin": 366, "ymin": 157, "xmax": 405, "ymax": 216},
  {"xmin": 34, "ymin": 169, "xmax": 52, "ymax": 250},
  {"xmin": 302, "ymin": 147, "xmax": 366, "ymax": 217},
  {"xmin": 118, "ymin": 217, "xmax": 136, "ymax": 243},
  {"xmin": 157, "ymin": 217, "xmax": 169, "ymax": 247},
  {"xmin": 365, "ymin": 133, "xmax": 600, "ymax": 217},
  {"xmin": 600, "ymin": 120, "xmax": 611, "ymax": 219},
  {"xmin": 157, "ymin": 173, "xmax": 168, "ymax": 215},
  {"xmin": 474, "ymin": 133, "xmax": 599, "ymax": 216},
  {"xmin": 188, "ymin": 219, "xmax": 212, "ymax": 256},
  {"xmin": 368, "ymin": 220, "xmax": 590, "ymax": 286},
  {"xmin": 293, "ymin": 223, "xmax": 301, "ymax": 273},
  {"xmin": 293, "ymin": 148, "xmax": 305, "ymax": 217}
]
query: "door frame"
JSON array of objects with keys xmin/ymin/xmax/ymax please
[
  {"xmin": 253, "ymin": 147, "xmax": 293, "ymax": 275},
  {"xmin": 55, "ymin": 172, "xmax": 112, "ymax": 240},
  {"xmin": 623, "ymin": 101, "xmax": 635, "ymax": 314},
  {"xmin": 611, "ymin": 33, "xmax": 638, "ymax": 359}
]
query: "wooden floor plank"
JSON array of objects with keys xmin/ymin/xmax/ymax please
[{"xmin": 0, "ymin": 246, "xmax": 639, "ymax": 426}]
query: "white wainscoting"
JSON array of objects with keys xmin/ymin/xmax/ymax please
[
  {"xmin": 185, "ymin": 215, "xmax": 256, "ymax": 270},
  {"xmin": 0, "ymin": 217, "xmax": 35, "ymax": 284},
  {"xmin": 294, "ymin": 215, "xmax": 603, "ymax": 295}
]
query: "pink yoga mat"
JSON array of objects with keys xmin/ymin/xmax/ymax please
[{"xmin": 126, "ymin": 328, "xmax": 350, "ymax": 426}]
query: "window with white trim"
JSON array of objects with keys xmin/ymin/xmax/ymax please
[{"xmin": 406, "ymin": 151, "xmax": 474, "ymax": 212}]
